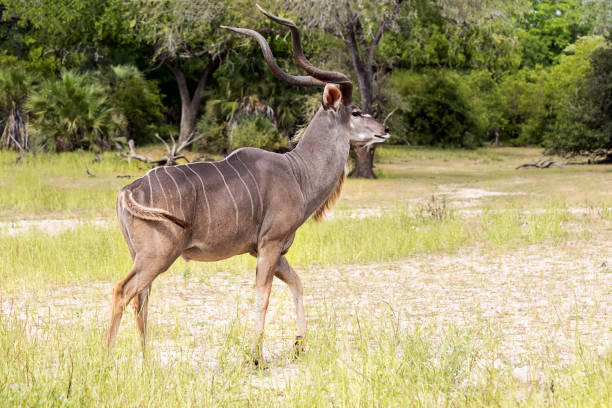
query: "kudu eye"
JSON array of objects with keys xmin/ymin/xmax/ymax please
[{"xmin": 351, "ymin": 111, "xmax": 361, "ymax": 117}]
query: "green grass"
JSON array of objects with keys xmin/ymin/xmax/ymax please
[
  {"xmin": 1, "ymin": 147, "xmax": 611, "ymax": 405},
  {"xmin": 0, "ymin": 151, "xmax": 138, "ymax": 218},
  {"xmin": 0, "ymin": 205, "xmax": 591, "ymax": 291},
  {"xmin": 1, "ymin": 304, "xmax": 611, "ymax": 407},
  {"xmin": 1, "ymin": 147, "xmax": 611, "ymax": 219}
]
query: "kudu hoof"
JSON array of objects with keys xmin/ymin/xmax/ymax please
[
  {"xmin": 292, "ymin": 336, "xmax": 305, "ymax": 359},
  {"xmin": 252, "ymin": 357, "xmax": 269, "ymax": 370}
]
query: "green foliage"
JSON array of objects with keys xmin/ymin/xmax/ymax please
[
  {"xmin": 4, "ymin": 0, "xmax": 123, "ymax": 70},
  {"xmin": 380, "ymin": 0, "xmax": 522, "ymax": 72},
  {"xmin": 546, "ymin": 39, "xmax": 612, "ymax": 157},
  {"xmin": 388, "ymin": 70, "xmax": 484, "ymax": 148},
  {"xmin": 518, "ymin": 0, "xmax": 593, "ymax": 67},
  {"xmin": 102, "ymin": 65, "xmax": 165, "ymax": 144},
  {"xmin": 26, "ymin": 71, "xmax": 126, "ymax": 151},
  {"xmin": 229, "ymin": 116, "xmax": 286, "ymax": 151},
  {"xmin": 0, "ymin": 64, "xmax": 32, "ymax": 112}
]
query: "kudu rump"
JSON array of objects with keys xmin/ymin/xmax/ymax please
[{"xmin": 107, "ymin": 5, "xmax": 390, "ymax": 363}]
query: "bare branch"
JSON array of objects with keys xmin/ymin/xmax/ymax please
[{"xmin": 154, "ymin": 133, "xmax": 171, "ymax": 153}]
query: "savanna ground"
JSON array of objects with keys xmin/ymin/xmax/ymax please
[{"xmin": 0, "ymin": 146, "xmax": 611, "ymax": 406}]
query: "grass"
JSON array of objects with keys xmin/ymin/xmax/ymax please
[
  {"xmin": 0, "ymin": 203, "xmax": 598, "ymax": 291},
  {"xmin": 1, "ymin": 146, "xmax": 611, "ymax": 219},
  {"xmin": 1, "ymin": 303, "xmax": 612, "ymax": 407},
  {"xmin": 1, "ymin": 146, "xmax": 611, "ymax": 405}
]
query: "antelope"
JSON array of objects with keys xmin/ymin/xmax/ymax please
[{"xmin": 107, "ymin": 5, "xmax": 390, "ymax": 364}]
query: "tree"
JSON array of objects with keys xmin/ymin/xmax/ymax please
[
  {"xmin": 3, "ymin": 0, "xmax": 118, "ymax": 69},
  {"xmin": 545, "ymin": 38, "xmax": 612, "ymax": 160},
  {"xmin": 518, "ymin": 0, "xmax": 592, "ymax": 68},
  {"xmin": 290, "ymin": 0, "xmax": 404, "ymax": 178},
  {"xmin": 292, "ymin": 0, "xmax": 524, "ymax": 178},
  {"xmin": 0, "ymin": 65, "xmax": 32, "ymax": 151},
  {"xmin": 389, "ymin": 69, "xmax": 484, "ymax": 147},
  {"xmin": 117, "ymin": 0, "xmax": 239, "ymax": 144}
]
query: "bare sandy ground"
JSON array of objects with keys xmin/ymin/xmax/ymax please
[
  {"xmin": 1, "ymin": 218, "xmax": 111, "ymax": 236},
  {"xmin": 2, "ymin": 237, "xmax": 610, "ymax": 384}
]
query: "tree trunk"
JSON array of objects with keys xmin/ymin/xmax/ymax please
[
  {"xmin": 167, "ymin": 57, "xmax": 221, "ymax": 145},
  {"xmin": 345, "ymin": 36, "xmax": 378, "ymax": 179},
  {"xmin": 349, "ymin": 144, "xmax": 377, "ymax": 179},
  {"xmin": 1, "ymin": 108, "xmax": 28, "ymax": 151},
  {"xmin": 179, "ymin": 104, "xmax": 197, "ymax": 144}
]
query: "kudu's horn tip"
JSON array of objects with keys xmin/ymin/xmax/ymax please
[
  {"xmin": 255, "ymin": 4, "xmax": 297, "ymax": 28},
  {"xmin": 220, "ymin": 25, "xmax": 241, "ymax": 34}
]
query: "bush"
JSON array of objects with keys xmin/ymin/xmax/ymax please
[
  {"xmin": 228, "ymin": 116, "xmax": 286, "ymax": 152},
  {"xmin": 545, "ymin": 39, "xmax": 612, "ymax": 159},
  {"xmin": 26, "ymin": 71, "xmax": 125, "ymax": 152},
  {"xmin": 102, "ymin": 65, "xmax": 165, "ymax": 145},
  {"xmin": 388, "ymin": 70, "xmax": 485, "ymax": 148}
]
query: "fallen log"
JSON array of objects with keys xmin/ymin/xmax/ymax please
[{"xmin": 516, "ymin": 160, "xmax": 566, "ymax": 170}]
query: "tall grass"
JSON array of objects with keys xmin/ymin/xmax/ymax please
[
  {"xmin": 0, "ymin": 206, "xmax": 586, "ymax": 291},
  {"xmin": 1, "ymin": 304, "xmax": 611, "ymax": 407},
  {"xmin": 0, "ymin": 151, "xmax": 137, "ymax": 218}
]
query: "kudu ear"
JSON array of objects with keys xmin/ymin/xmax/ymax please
[{"xmin": 322, "ymin": 84, "xmax": 342, "ymax": 112}]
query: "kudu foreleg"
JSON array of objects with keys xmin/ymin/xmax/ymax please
[
  {"xmin": 274, "ymin": 256, "xmax": 306, "ymax": 355},
  {"xmin": 252, "ymin": 242, "xmax": 282, "ymax": 366}
]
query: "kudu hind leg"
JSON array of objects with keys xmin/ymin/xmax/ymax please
[
  {"xmin": 107, "ymin": 269, "xmax": 136, "ymax": 349},
  {"xmin": 274, "ymin": 256, "xmax": 306, "ymax": 355},
  {"xmin": 107, "ymin": 262, "xmax": 166, "ymax": 349},
  {"xmin": 132, "ymin": 284, "xmax": 152, "ymax": 350}
]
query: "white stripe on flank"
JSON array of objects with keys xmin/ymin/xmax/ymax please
[
  {"xmin": 147, "ymin": 173, "xmax": 153, "ymax": 207},
  {"xmin": 210, "ymin": 162, "xmax": 239, "ymax": 230},
  {"xmin": 228, "ymin": 158, "xmax": 254, "ymax": 218},
  {"xmin": 153, "ymin": 168, "xmax": 169, "ymax": 211},
  {"xmin": 184, "ymin": 164, "xmax": 211, "ymax": 236},
  {"xmin": 235, "ymin": 153, "xmax": 263, "ymax": 219},
  {"xmin": 175, "ymin": 166, "xmax": 197, "ymax": 221},
  {"xmin": 164, "ymin": 167, "xmax": 185, "ymax": 220}
]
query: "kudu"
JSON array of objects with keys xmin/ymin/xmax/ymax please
[{"xmin": 107, "ymin": 5, "xmax": 390, "ymax": 363}]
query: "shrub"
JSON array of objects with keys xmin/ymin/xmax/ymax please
[
  {"xmin": 228, "ymin": 116, "xmax": 286, "ymax": 152},
  {"xmin": 388, "ymin": 70, "xmax": 485, "ymax": 148},
  {"xmin": 545, "ymin": 39, "xmax": 612, "ymax": 159},
  {"xmin": 103, "ymin": 65, "xmax": 165, "ymax": 145},
  {"xmin": 26, "ymin": 71, "xmax": 125, "ymax": 151}
]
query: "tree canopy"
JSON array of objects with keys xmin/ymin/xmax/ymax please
[{"xmin": 0, "ymin": 0, "xmax": 609, "ymax": 162}]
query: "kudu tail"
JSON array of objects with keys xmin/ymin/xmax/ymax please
[{"xmin": 119, "ymin": 189, "xmax": 190, "ymax": 229}]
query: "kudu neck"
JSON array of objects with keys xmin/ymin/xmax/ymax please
[{"xmin": 285, "ymin": 108, "xmax": 350, "ymax": 219}]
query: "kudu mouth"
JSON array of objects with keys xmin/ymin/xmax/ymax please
[{"xmin": 366, "ymin": 133, "xmax": 390, "ymax": 147}]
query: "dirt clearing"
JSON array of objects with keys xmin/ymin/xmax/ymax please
[{"xmin": 2, "ymin": 238, "xmax": 610, "ymax": 381}]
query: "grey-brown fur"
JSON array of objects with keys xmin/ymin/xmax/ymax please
[{"xmin": 106, "ymin": 6, "xmax": 389, "ymax": 363}]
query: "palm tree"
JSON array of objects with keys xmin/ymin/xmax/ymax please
[
  {"xmin": 0, "ymin": 67, "xmax": 32, "ymax": 151},
  {"xmin": 26, "ymin": 71, "xmax": 126, "ymax": 151}
]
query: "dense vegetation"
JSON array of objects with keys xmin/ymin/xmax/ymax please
[{"xmin": 0, "ymin": 0, "xmax": 610, "ymax": 159}]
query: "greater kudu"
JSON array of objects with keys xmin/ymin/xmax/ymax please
[{"xmin": 107, "ymin": 5, "xmax": 390, "ymax": 363}]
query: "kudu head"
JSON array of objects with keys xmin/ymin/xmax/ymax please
[{"xmin": 221, "ymin": 5, "xmax": 390, "ymax": 147}]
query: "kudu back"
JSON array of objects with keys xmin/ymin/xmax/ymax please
[{"xmin": 107, "ymin": 5, "xmax": 390, "ymax": 363}]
